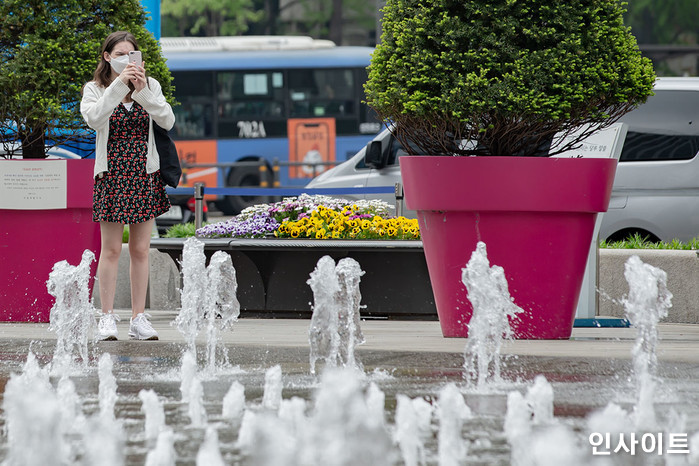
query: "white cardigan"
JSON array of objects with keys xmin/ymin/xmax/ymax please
[{"xmin": 81, "ymin": 77, "xmax": 175, "ymax": 178}]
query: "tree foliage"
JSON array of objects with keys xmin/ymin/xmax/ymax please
[
  {"xmin": 624, "ymin": 0, "xmax": 698, "ymax": 45},
  {"xmin": 365, "ymin": 0, "xmax": 656, "ymax": 157},
  {"xmin": 162, "ymin": 0, "xmax": 263, "ymax": 37},
  {"xmin": 162, "ymin": 0, "xmax": 374, "ymax": 44},
  {"xmin": 0, "ymin": 0, "xmax": 174, "ymax": 158}
]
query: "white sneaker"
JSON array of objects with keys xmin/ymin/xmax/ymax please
[
  {"xmin": 129, "ymin": 313, "xmax": 159, "ymax": 340},
  {"xmin": 97, "ymin": 312, "xmax": 120, "ymax": 341}
]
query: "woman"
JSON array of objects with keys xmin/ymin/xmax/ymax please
[{"xmin": 81, "ymin": 31, "xmax": 175, "ymax": 340}]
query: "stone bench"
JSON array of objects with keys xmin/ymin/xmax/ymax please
[
  {"xmin": 598, "ymin": 249, "xmax": 699, "ymax": 324},
  {"xmin": 92, "ymin": 244, "xmax": 181, "ymax": 311}
]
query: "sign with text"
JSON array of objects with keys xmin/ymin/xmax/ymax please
[
  {"xmin": 553, "ymin": 123, "xmax": 628, "ymax": 160},
  {"xmin": 0, "ymin": 160, "xmax": 67, "ymax": 210},
  {"xmin": 287, "ymin": 118, "xmax": 336, "ymax": 178}
]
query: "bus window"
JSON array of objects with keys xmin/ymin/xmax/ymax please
[
  {"xmin": 171, "ymin": 71, "xmax": 214, "ymax": 138},
  {"xmin": 217, "ymin": 71, "xmax": 285, "ymax": 117},
  {"xmin": 288, "ymin": 69, "xmax": 355, "ymax": 118}
]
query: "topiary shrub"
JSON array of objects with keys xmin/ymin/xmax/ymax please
[{"xmin": 364, "ymin": 0, "xmax": 656, "ymax": 157}]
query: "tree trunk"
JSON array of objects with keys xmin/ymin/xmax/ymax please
[
  {"xmin": 21, "ymin": 124, "xmax": 46, "ymax": 159},
  {"xmin": 328, "ymin": 0, "xmax": 343, "ymax": 45},
  {"xmin": 265, "ymin": 0, "xmax": 280, "ymax": 35}
]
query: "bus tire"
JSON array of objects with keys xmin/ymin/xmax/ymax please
[{"xmin": 216, "ymin": 161, "xmax": 273, "ymax": 215}]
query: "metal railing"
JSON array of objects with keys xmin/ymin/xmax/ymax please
[
  {"xmin": 179, "ymin": 182, "xmax": 404, "ymax": 231},
  {"xmin": 181, "ymin": 159, "xmax": 342, "ymax": 187}
]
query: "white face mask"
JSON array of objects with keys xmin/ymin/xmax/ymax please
[{"xmin": 108, "ymin": 55, "xmax": 129, "ymax": 74}]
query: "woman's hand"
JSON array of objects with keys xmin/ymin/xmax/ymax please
[{"xmin": 119, "ymin": 61, "xmax": 146, "ymax": 92}]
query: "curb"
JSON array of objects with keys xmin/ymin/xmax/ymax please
[{"xmin": 94, "ymin": 246, "xmax": 699, "ymax": 324}]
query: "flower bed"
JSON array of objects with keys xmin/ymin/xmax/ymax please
[{"xmin": 195, "ymin": 194, "xmax": 420, "ymax": 240}]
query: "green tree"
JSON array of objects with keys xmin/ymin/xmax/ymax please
[
  {"xmin": 0, "ymin": 0, "xmax": 174, "ymax": 158},
  {"xmin": 624, "ymin": 0, "xmax": 698, "ymax": 45},
  {"xmin": 292, "ymin": 0, "xmax": 374, "ymax": 44},
  {"xmin": 162, "ymin": 0, "xmax": 263, "ymax": 37},
  {"xmin": 365, "ymin": 0, "xmax": 655, "ymax": 157}
]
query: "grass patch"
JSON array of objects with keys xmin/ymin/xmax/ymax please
[
  {"xmin": 600, "ymin": 233, "xmax": 699, "ymax": 250},
  {"xmin": 163, "ymin": 222, "xmax": 200, "ymax": 238}
]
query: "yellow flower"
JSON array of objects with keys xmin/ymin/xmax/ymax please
[
  {"xmin": 290, "ymin": 228, "xmax": 300, "ymax": 238},
  {"xmin": 361, "ymin": 219, "xmax": 371, "ymax": 230}
]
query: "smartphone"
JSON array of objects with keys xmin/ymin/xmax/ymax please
[{"xmin": 128, "ymin": 50, "xmax": 142, "ymax": 65}]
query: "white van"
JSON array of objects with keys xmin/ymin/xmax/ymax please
[{"xmin": 306, "ymin": 77, "xmax": 699, "ymax": 242}]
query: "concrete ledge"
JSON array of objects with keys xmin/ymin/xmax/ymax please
[
  {"xmin": 598, "ymin": 249, "xmax": 699, "ymax": 324},
  {"xmin": 99, "ymin": 244, "xmax": 699, "ymax": 324},
  {"xmin": 92, "ymin": 244, "xmax": 181, "ymax": 311}
]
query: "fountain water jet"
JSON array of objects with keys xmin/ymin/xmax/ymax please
[
  {"xmin": 180, "ymin": 350, "xmax": 197, "ymax": 402},
  {"xmin": 83, "ymin": 415, "xmax": 125, "ymax": 466},
  {"xmin": 262, "ymin": 364, "xmax": 283, "ymax": 411},
  {"xmin": 188, "ymin": 376, "xmax": 207, "ymax": 427},
  {"xmin": 202, "ymin": 250, "xmax": 240, "ymax": 373},
  {"xmin": 145, "ymin": 428, "xmax": 176, "ymax": 466},
  {"xmin": 175, "ymin": 238, "xmax": 208, "ymax": 353},
  {"xmin": 623, "ymin": 255, "xmax": 672, "ymax": 430},
  {"xmin": 56, "ymin": 376, "xmax": 85, "ymax": 436},
  {"xmin": 139, "ymin": 389, "xmax": 166, "ymax": 442},
  {"xmin": 196, "ymin": 427, "xmax": 225, "ymax": 465},
  {"xmin": 46, "ymin": 249, "xmax": 96, "ymax": 372},
  {"xmin": 394, "ymin": 394, "xmax": 433, "ymax": 466},
  {"xmin": 437, "ymin": 383, "xmax": 471, "ymax": 466},
  {"xmin": 221, "ymin": 380, "xmax": 246, "ymax": 423},
  {"xmin": 2, "ymin": 352, "xmax": 65, "ymax": 466},
  {"xmin": 461, "ymin": 242, "xmax": 523, "ymax": 387},
  {"xmin": 98, "ymin": 352, "xmax": 118, "ymax": 423},
  {"xmin": 2, "ymin": 227, "xmax": 699, "ymax": 465},
  {"xmin": 175, "ymin": 238, "xmax": 240, "ymax": 373},
  {"xmin": 505, "ymin": 376, "xmax": 589, "ymax": 466},
  {"xmin": 308, "ymin": 256, "xmax": 365, "ymax": 375}
]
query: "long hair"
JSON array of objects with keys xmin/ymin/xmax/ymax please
[{"xmin": 92, "ymin": 31, "xmax": 140, "ymax": 88}]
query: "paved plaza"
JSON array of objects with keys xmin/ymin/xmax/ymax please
[{"xmin": 1, "ymin": 310, "xmax": 698, "ymax": 364}]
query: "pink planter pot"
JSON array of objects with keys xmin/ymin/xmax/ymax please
[
  {"xmin": 0, "ymin": 159, "xmax": 100, "ymax": 322},
  {"xmin": 401, "ymin": 156, "xmax": 617, "ymax": 339}
]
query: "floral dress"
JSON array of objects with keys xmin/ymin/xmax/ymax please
[{"xmin": 93, "ymin": 102, "xmax": 170, "ymax": 224}]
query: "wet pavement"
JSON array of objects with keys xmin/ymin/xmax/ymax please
[
  {"xmin": 1, "ymin": 312, "xmax": 698, "ymax": 465},
  {"xmin": 3, "ymin": 310, "xmax": 699, "ymax": 362}
]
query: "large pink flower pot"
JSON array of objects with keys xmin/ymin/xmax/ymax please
[
  {"xmin": 0, "ymin": 159, "xmax": 100, "ymax": 322},
  {"xmin": 401, "ymin": 156, "xmax": 617, "ymax": 339}
]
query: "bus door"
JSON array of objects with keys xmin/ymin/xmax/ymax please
[{"xmin": 287, "ymin": 118, "xmax": 336, "ymax": 181}]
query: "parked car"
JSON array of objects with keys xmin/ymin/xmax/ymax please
[{"xmin": 306, "ymin": 77, "xmax": 699, "ymax": 242}]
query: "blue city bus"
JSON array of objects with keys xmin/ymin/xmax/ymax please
[{"xmin": 161, "ymin": 36, "xmax": 382, "ymax": 214}]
